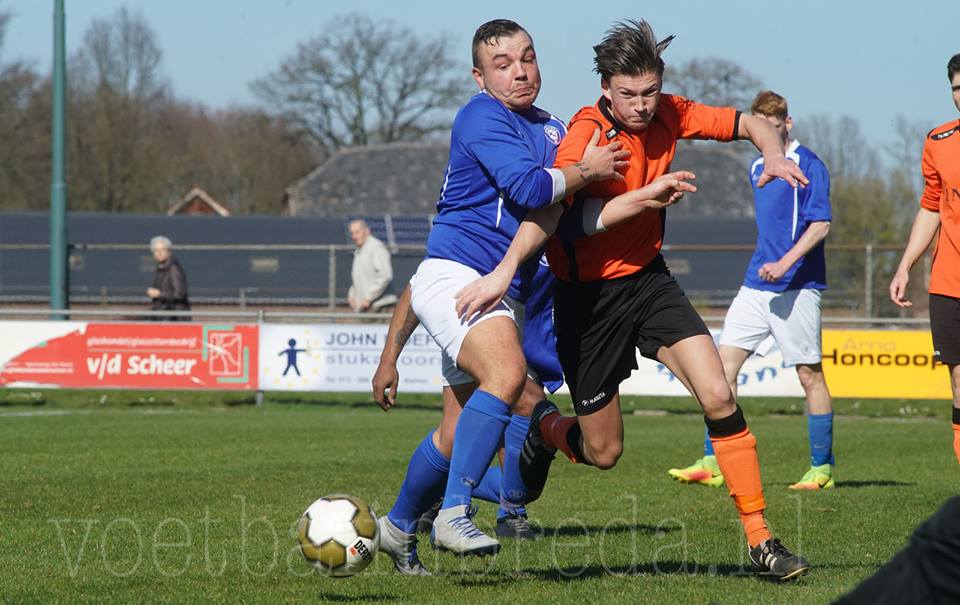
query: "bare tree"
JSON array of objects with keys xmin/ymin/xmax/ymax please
[
  {"xmin": 797, "ymin": 114, "xmax": 881, "ymax": 183},
  {"xmin": 666, "ymin": 57, "xmax": 762, "ymax": 109},
  {"xmin": 0, "ymin": 8, "xmax": 47, "ymax": 209},
  {"xmin": 251, "ymin": 13, "xmax": 471, "ymax": 157},
  {"xmin": 71, "ymin": 6, "xmax": 166, "ymax": 103}
]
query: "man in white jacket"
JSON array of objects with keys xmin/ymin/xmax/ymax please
[{"xmin": 347, "ymin": 219, "xmax": 398, "ymax": 312}]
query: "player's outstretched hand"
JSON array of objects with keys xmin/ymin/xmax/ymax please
[
  {"xmin": 757, "ymin": 156, "xmax": 809, "ymax": 189},
  {"xmin": 455, "ymin": 267, "xmax": 512, "ymax": 322},
  {"xmin": 579, "ymin": 128, "xmax": 631, "ymax": 182},
  {"xmin": 641, "ymin": 171, "xmax": 697, "ymax": 208},
  {"xmin": 758, "ymin": 261, "xmax": 788, "ymax": 283},
  {"xmin": 889, "ymin": 270, "xmax": 912, "ymax": 308},
  {"xmin": 372, "ymin": 362, "xmax": 399, "ymax": 411}
]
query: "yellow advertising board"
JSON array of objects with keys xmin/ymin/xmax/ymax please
[{"xmin": 821, "ymin": 330, "xmax": 951, "ymax": 399}]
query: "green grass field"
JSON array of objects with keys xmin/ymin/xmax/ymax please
[{"xmin": 1, "ymin": 391, "xmax": 956, "ymax": 604}]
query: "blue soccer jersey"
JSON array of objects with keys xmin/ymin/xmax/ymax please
[
  {"xmin": 426, "ymin": 91, "xmax": 566, "ymax": 301},
  {"xmin": 520, "ymin": 256, "xmax": 563, "ymax": 393},
  {"xmin": 743, "ymin": 140, "xmax": 832, "ymax": 291}
]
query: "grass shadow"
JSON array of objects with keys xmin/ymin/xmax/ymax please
[
  {"xmin": 521, "ymin": 561, "xmax": 757, "ymax": 581},
  {"xmin": 837, "ymin": 480, "xmax": 917, "ymax": 488},
  {"xmin": 542, "ymin": 523, "xmax": 682, "ymax": 538},
  {"xmin": 319, "ymin": 594, "xmax": 399, "ymax": 603}
]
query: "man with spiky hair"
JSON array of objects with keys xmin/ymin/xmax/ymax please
[
  {"xmin": 890, "ymin": 52, "xmax": 960, "ymax": 468},
  {"xmin": 456, "ymin": 19, "xmax": 811, "ymax": 580}
]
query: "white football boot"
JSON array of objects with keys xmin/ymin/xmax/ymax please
[
  {"xmin": 431, "ymin": 504, "xmax": 500, "ymax": 556},
  {"xmin": 377, "ymin": 515, "xmax": 431, "ymax": 576}
]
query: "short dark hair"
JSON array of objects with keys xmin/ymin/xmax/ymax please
[
  {"xmin": 949, "ymin": 53, "xmax": 960, "ymax": 82},
  {"xmin": 472, "ymin": 20, "xmax": 528, "ymax": 68},
  {"xmin": 593, "ymin": 19, "xmax": 674, "ymax": 81}
]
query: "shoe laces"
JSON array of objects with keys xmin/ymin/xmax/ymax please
[
  {"xmin": 764, "ymin": 538, "xmax": 793, "ymax": 557},
  {"xmin": 449, "ymin": 505, "xmax": 484, "ymax": 539},
  {"xmin": 504, "ymin": 513, "xmax": 531, "ymax": 533}
]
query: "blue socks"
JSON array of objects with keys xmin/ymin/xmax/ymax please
[
  {"xmin": 441, "ymin": 390, "xmax": 511, "ymax": 510},
  {"xmin": 702, "ymin": 426, "xmax": 714, "ymax": 456},
  {"xmin": 808, "ymin": 412, "xmax": 835, "ymax": 466},
  {"xmin": 387, "ymin": 431, "xmax": 450, "ymax": 534},
  {"xmin": 473, "ymin": 464, "xmax": 502, "ymax": 504},
  {"xmin": 498, "ymin": 414, "xmax": 530, "ymax": 519}
]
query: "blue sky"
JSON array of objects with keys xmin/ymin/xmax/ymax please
[{"xmin": 5, "ymin": 0, "xmax": 960, "ymax": 150}]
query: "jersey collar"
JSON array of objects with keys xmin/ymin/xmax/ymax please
[{"xmin": 597, "ymin": 97, "xmax": 628, "ymax": 140}]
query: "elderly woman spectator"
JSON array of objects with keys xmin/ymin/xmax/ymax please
[{"xmin": 146, "ymin": 235, "xmax": 190, "ymax": 320}]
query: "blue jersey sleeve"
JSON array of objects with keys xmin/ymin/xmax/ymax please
[
  {"xmin": 799, "ymin": 157, "xmax": 832, "ymax": 223},
  {"xmin": 460, "ymin": 101, "xmax": 556, "ymax": 209}
]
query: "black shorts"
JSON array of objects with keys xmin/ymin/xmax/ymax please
[
  {"xmin": 554, "ymin": 254, "xmax": 710, "ymax": 415},
  {"xmin": 930, "ymin": 293, "xmax": 960, "ymax": 365}
]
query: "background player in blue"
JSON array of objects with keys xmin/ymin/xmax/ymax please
[
  {"xmin": 372, "ymin": 260, "xmax": 562, "ymax": 575},
  {"xmin": 668, "ymin": 91, "xmax": 836, "ymax": 490},
  {"xmin": 407, "ymin": 19, "xmax": 627, "ymax": 556}
]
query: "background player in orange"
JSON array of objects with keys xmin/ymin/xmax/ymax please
[
  {"xmin": 456, "ymin": 19, "xmax": 811, "ymax": 580},
  {"xmin": 889, "ymin": 52, "xmax": 960, "ymax": 467}
]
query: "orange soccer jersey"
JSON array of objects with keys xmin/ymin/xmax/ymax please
[
  {"xmin": 921, "ymin": 119, "xmax": 960, "ymax": 299},
  {"xmin": 546, "ymin": 94, "xmax": 740, "ymax": 282}
]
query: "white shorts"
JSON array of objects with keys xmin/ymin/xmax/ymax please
[
  {"xmin": 410, "ymin": 258, "xmax": 518, "ymax": 386},
  {"xmin": 719, "ymin": 286, "xmax": 823, "ymax": 366}
]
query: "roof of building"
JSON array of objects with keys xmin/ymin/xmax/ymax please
[
  {"xmin": 284, "ymin": 141, "xmax": 756, "ymax": 219},
  {"xmin": 166, "ymin": 186, "xmax": 231, "ymax": 217}
]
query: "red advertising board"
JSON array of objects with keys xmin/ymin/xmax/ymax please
[{"xmin": 0, "ymin": 322, "xmax": 258, "ymax": 390}]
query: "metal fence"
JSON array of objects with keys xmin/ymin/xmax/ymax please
[{"xmin": 0, "ymin": 242, "xmax": 932, "ymax": 319}]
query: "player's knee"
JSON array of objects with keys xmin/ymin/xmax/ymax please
[
  {"xmin": 434, "ymin": 426, "xmax": 454, "ymax": 459},
  {"xmin": 588, "ymin": 441, "xmax": 623, "ymax": 470},
  {"xmin": 700, "ymin": 380, "xmax": 735, "ymax": 415},
  {"xmin": 796, "ymin": 364, "xmax": 824, "ymax": 390}
]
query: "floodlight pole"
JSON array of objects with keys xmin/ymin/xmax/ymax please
[{"xmin": 49, "ymin": 0, "xmax": 69, "ymax": 316}]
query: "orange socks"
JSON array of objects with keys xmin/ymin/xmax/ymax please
[
  {"xmin": 707, "ymin": 407, "xmax": 771, "ymax": 548},
  {"xmin": 953, "ymin": 408, "xmax": 960, "ymax": 465},
  {"xmin": 541, "ymin": 412, "xmax": 584, "ymax": 463}
]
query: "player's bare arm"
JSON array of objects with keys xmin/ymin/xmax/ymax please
[
  {"xmin": 454, "ymin": 206, "xmax": 561, "ymax": 320},
  {"xmin": 889, "ymin": 208, "xmax": 941, "ymax": 308},
  {"xmin": 758, "ymin": 221, "xmax": 831, "ymax": 283},
  {"xmin": 737, "ymin": 114, "xmax": 809, "ymax": 188},
  {"xmin": 593, "ymin": 171, "xmax": 697, "ymax": 230},
  {"xmin": 372, "ymin": 284, "xmax": 418, "ymax": 410}
]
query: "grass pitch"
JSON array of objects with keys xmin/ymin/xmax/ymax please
[{"xmin": 1, "ymin": 391, "xmax": 956, "ymax": 604}]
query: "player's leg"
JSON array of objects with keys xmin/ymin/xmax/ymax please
[
  {"xmin": 519, "ymin": 277, "xmax": 637, "ymax": 500},
  {"xmin": 668, "ymin": 286, "xmax": 766, "ymax": 486},
  {"xmin": 929, "ymin": 293, "xmax": 960, "ymax": 465},
  {"xmin": 790, "ymin": 363, "xmax": 835, "ymax": 489},
  {"xmin": 409, "ymin": 259, "xmax": 525, "ymax": 555},
  {"xmin": 379, "ymin": 381, "xmax": 473, "ymax": 575},
  {"xmin": 948, "ymin": 363, "xmax": 960, "ymax": 466},
  {"xmin": 766, "ymin": 288, "xmax": 836, "ymax": 489},
  {"xmin": 494, "ymin": 377, "xmax": 546, "ymax": 540},
  {"xmin": 667, "ymin": 344, "xmax": 751, "ymax": 487},
  {"xmin": 658, "ymin": 334, "xmax": 809, "ymax": 579},
  {"xmin": 645, "ymin": 272, "xmax": 809, "ymax": 579},
  {"xmin": 431, "ymin": 317, "xmax": 525, "ymax": 555}
]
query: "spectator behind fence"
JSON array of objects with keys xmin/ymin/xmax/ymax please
[
  {"xmin": 347, "ymin": 219, "xmax": 397, "ymax": 312},
  {"xmin": 146, "ymin": 235, "xmax": 191, "ymax": 321}
]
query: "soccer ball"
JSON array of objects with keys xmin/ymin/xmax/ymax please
[{"xmin": 297, "ymin": 494, "xmax": 380, "ymax": 577}]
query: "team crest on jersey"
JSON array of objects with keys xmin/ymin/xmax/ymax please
[
  {"xmin": 544, "ymin": 124, "xmax": 561, "ymax": 145},
  {"xmin": 931, "ymin": 125, "xmax": 958, "ymax": 141}
]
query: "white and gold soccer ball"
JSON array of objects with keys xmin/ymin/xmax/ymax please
[{"xmin": 297, "ymin": 494, "xmax": 380, "ymax": 577}]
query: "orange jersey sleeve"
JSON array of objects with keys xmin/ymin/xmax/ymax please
[
  {"xmin": 920, "ymin": 135, "xmax": 942, "ymax": 212},
  {"xmin": 663, "ymin": 94, "xmax": 739, "ymax": 142}
]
